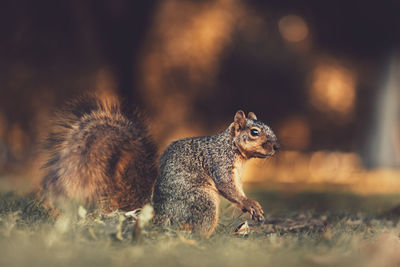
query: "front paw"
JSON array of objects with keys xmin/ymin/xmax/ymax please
[{"xmin": 240, "ymin": 198, "xmax": 264, "ymax": 222}]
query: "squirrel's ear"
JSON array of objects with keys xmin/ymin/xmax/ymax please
[
  {"xmin": 248, "ymin": 112, "xmax": 257, "ymax": 120},
  {"xmin": 234, "ymin": 110, "xmax": 246, "ymax": 129}
]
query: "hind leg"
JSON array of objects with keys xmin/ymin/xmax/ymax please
[
  {"xmin": 154, "ymin": 188, "xmax": 220, "ymax": 237},
  {"xmin": 185, "ymin": 189, "xmax": 220, "ymax": 236}
]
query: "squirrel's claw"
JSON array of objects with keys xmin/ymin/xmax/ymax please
[
  {"xmin": 253, "ymin": 212, "xmax": 264, "ymax": 223},
  {"xmin": 241, "ymin": 198, "xmax": 264, "ymax": 223},
  {"xmin": 256, "ymin": 215, "xmax": 264, "ymax": 223},
  {"xmin": 251, "ymin": 211, "xmax": 264, "ymax": 223}
]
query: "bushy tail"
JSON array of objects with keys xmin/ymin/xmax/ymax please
[{"xmin": 40, "ymin": 93, "xmax": 158, "ymax": 212}]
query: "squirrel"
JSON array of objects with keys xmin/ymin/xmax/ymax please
[{"xmin": 40, "ymin": 94, "xmax": 279, "ymax": 236}]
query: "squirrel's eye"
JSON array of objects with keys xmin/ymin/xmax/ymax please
[{"xmin": 250, "ymin": 129, "xmax": 260, "ymax": 137}]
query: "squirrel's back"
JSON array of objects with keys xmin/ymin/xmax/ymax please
[{"xmin": 40, "ymin": 94, "xmax": 158, "ymax": 212}]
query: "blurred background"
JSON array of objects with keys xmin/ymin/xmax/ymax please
[{"xmin": 0, "ymin": 0, "xmax": 399, "ymax": 194}]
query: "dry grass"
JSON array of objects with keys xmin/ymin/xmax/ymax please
[{"xmin": 1, "ymin": 191, "xmax": 400, "ymax": 267}]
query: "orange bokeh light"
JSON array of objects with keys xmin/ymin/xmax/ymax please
[
  {"xmin": 310, "ymin": 60, "xmax": 357, "ymax": 117},
  {"xmin": 278, "ymin": 15, "xmax": 309, "ymax": 43}
]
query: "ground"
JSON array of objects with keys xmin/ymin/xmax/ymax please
[{"xmin": 1, "ymin": 190, "xmax": 400, "ymax": 267}]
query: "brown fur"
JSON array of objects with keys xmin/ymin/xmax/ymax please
[
  {"xmin": 153, "ymin": 110, "xmax": 278, "ymax": 236},
  {"xmin": 40, "ymin": 94, "xmax": 158, "ymax": 212},
  {"xmin": 40, "ymin": 96, "xmax": 278, "ymax": 237}
]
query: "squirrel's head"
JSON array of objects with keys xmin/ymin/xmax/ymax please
[{"xmin": 231, "ymin": 110, "xmax": 279, "ymax": 159}]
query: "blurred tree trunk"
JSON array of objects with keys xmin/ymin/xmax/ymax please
[{"xmin": 363, "ymin": 55, "xmax": 400, "ymax": 168}]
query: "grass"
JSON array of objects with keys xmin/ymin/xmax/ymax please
[{"xmin": 1, "ymin": 190, "xmax": 400, "ymax": 267}]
